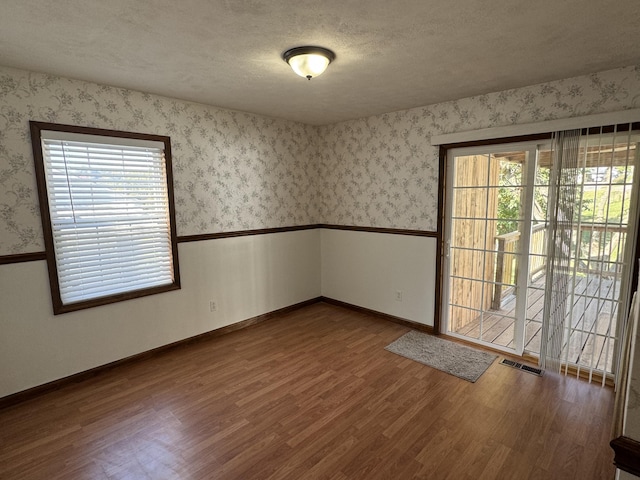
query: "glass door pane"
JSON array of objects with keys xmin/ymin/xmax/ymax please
[
  {"xmin": 447, "ymin": 149, "xmax": 530, "ymax": 353},
  {"xmin": 524, "ymin": 130, "xmax": 639, "ymax": 376}
]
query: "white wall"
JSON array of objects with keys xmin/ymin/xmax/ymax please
[
  {"xmin": 4, "ymin": 64, "xmax": 640, "ymax": 400},
  {"xmin": 0, "ymin": 230, "xmax": 321, "ymax": 398},
  {"xmin": 320, "ymin": 229, "xmax": 437, "ymax": 326},
  {"xmin": 0, "ymin": 66, "xmax": 322, "ymax": 399}
]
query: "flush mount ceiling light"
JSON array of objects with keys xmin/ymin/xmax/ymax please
[{"xmin": 282, "ymin": 46, "xmax": 335, "ymax": 80}]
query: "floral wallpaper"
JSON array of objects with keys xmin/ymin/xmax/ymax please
[
  {"xmin": 0, "ymin": 66, "xmax": 321, "ymax": 255},
  {"xmin": 318, "ymin": 65, "xmax": 640, "ymax": 231},
  {"xmin": 2, "ymin": 64, "xmax": 640, "ymax": 255}
]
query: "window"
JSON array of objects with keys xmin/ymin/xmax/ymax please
[{"xmin": 30, "ymin": 122, "xmax": 180, "ymax": 314}]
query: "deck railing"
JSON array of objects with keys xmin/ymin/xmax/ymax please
[
  {"xmin": 491, "ymin": 223, "xmax": 625, "ymax": 310},
  {"xmin": 573, "ymin": 223, "xmax": 626, "ymax": 277},
  {"xmin": 492, "ymin": 223, "xmax": 546, "ymax": 310}
]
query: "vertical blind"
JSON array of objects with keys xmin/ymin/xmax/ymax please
[
  {"xmin": 42, "ymin": 131, "xmax": 175, "ymax": 305},
  {"xmin": 540, "ymin": 129, "xmax": 581, "ymax": 373},
  {"xmin": 540, "ymin": 125, "xmax": 640, "ymax": 383}
]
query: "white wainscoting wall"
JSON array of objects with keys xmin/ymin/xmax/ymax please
[
  {"xmin": 0, "ymin": 229, "xmax": 321, "ymax": 398},
  {"xmin": 320, "ymin": 228, "xmax": 436, "ymax": 327}
]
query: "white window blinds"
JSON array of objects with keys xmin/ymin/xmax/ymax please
[{"xmin": 41, "ymin": 131, "xmax": 176, "ymax": 305}]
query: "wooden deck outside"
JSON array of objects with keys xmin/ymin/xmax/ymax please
[{"xmin": 452, "ymin": 273, "xmax": 620, "ymax": 373}]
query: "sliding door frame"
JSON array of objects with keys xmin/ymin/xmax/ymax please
[
  {"xmin": 436, "ymin": 125, "xmax": 640, "ymax": 367},
  {"xmin": 441, "ymin": 141, "xmax": 542, "ymax": 355},
  {"xmin": 436, "ymin": 133, "xmax": 551, "ymax": 341}
]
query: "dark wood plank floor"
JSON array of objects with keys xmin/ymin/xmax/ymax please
[{"xmin": 0, "ymin": 302, "xmax": 615, "ymax": 479}]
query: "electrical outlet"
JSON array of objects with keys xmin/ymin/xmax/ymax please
[
  {"xmin": 209, "ymin": 301, "xmax": 217, "ymax": 312},
  {"xmin": 395, "ymin": 290, "xmax": 402, "ymax": 302}
]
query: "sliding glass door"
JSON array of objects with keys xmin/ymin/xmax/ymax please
[
  {"xmin": 443, "ymin": 127, "xmax": 640, "ymax": 379},
  {"xmin": 443, "ymin": 144, "xmax": 537, "ymax": 355}
]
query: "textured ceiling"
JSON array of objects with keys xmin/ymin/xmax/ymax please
[{"xmin": 1, "ymin": 0, "xmax": 640, "ymax": 125}]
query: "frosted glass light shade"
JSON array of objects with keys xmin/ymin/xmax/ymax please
[
  {"xmin": 283, "ymin": 46, "xmax": 335, "ymax": 80},
  {"xmin": 288, "ymin": 54, "xmax": 330, "ymax": 79}
]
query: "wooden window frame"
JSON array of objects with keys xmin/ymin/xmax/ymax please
[{"xmin": 30, "ymin": 121, "xmax": 181, "ymax": 314}]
